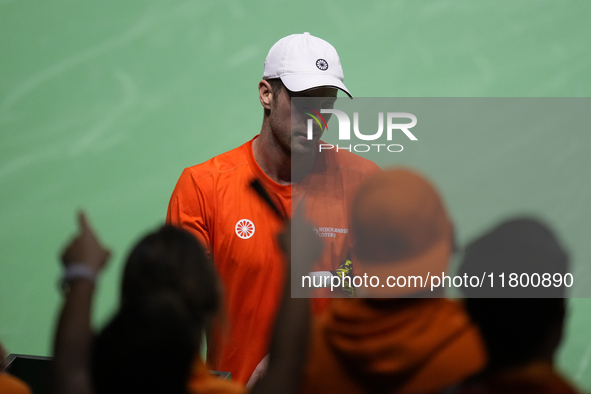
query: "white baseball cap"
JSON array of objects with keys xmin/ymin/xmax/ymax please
[{"xmin": 263, "ymin": 32, "xmax": 352, "ymax": 98}]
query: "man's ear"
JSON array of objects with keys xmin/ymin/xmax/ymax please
[{"xmin": 259, "ymin": 80, "xmax": 273, "ymax": 110}]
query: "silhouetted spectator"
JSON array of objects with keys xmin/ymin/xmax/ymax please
[
  {"xmin": 458, "ymin": 217, "xmax": 580, "ymax": 394},
  {"xmin": 52, "ymin": 213, "xmax": 243, "ymax": 394}
]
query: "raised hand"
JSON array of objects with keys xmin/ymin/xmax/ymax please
[{"xmin": 61, "ymin": 211, "xmax": 111, "ymax": 274}]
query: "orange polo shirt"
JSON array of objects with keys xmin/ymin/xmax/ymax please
[{"xmin": 167, "ymin": 136, "xmax": 379, "ymax": 384}]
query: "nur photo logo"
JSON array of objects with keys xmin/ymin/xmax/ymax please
[{"xmin": 304, "ymin": 108, "xmax": 418, "ymax": 153}]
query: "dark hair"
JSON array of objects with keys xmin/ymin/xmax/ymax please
[
  {"xmin": 91, "ymin": 292, "xmax": 196, "ymax": 394},
  {"xmin": 121, "ymin": 225, "xmax": 220, "ymax": 329},
  {"xmin": 458, "ymin": 217, "xmax": 569, "ymax": 370},
  {"xmin": 265, "ymin": 78, "xmax": 285, "ymax": 99}
]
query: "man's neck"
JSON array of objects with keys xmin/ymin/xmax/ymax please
[{"xmin": 253, "ymin": 132, "xmax": 317, "ymax": 185}]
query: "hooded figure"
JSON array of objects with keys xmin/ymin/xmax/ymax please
[{"xmin": 300, "ymin": 168, "xmax": 486, "ymax": 394}]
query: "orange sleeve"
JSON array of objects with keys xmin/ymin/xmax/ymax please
[{"xmin": 167, "ymin": 167, "xmax": 213, "ymax": 251}]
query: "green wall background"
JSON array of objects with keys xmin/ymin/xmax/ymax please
[{"xmin": 1, "ymin": 0, "xmax": 590, "ymax": 389}]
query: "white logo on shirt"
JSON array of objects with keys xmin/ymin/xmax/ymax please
[{"xmin": 235, "ymin": 219, "xmax": 255, "ymax": 239}]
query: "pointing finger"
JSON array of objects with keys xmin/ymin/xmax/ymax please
[{"xmin": 78, "ymin": 210, "xmax": 92, "ymax": 234}]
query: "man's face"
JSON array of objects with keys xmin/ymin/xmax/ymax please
[{"xmin": 269, "ymin": 85, "xmax": 337, "ymax": 156}]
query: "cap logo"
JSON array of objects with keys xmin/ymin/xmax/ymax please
[{"xmin": 316, "ymin": 59, "xmax": 329, "ymax": 71}]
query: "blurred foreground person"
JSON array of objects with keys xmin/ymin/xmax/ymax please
[
  {"xmin": 52, "ymin": 212, "xmax": 243, "ymax": 394},
  {"xmin": 52, "ymin": 211, "xmax": 318, "ymax": 394},
  {"xmin": 458, "ymin": 218, "xmax": 580, "ymax": 394},
  {"xmin": 300, "ymin": 168, "xmax": 486, "ymax": 394},
  {"xmin": 0, "ymin": 342, "xmax": 32, "ymax": 394}
]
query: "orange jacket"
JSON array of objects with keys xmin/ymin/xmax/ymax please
[{"xmin": 301, "ymin": 298, "xmax": 487, "ymax": 394}]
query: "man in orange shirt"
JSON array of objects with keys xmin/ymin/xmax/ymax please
[{"xmin": 167, "ymin": 33, "xmax": 379, "ymax": 384}]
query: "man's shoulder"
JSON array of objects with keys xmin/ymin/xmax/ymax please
[{"xmin": 183, "ymin": 140, "xmax": 252, "ymax": 182}]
